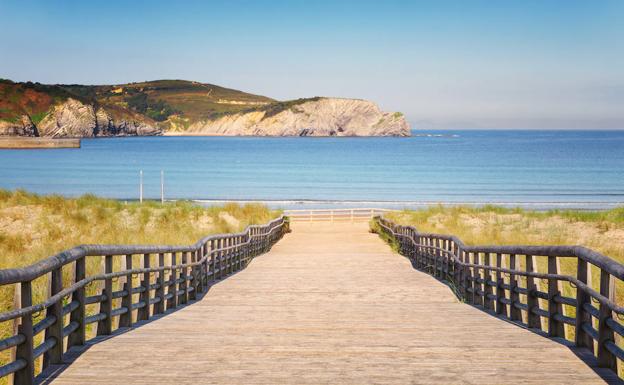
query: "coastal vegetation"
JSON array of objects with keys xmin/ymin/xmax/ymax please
[
  {"xmin": 383, "ymin": 205, "xmax": 624, "ymax": 308},
  {"xmin": 0, "ymin": 79, "xmax": 410, "ymax": 137},
  {"xmin": 0, "ymin": 189, "xmax": 279, "ymax": 373},
  {"xmin": 0, "ymin": 79, "xmax": 274, "ymax": 130}
]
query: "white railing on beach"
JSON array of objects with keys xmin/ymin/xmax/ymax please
[{"xmin": 284, "ymin": 208, "xmax": 397, "ymax": 222}]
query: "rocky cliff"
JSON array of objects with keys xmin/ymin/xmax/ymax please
[
  {"xmin": 0, "ymin": 99, "xmax": 159, "ymax": 138},
  {"xmin": 182, "ymin": 98, "xmax": 409, "ymax": 136},
  {"xmin": 0, "ymin": 79, "xmax": 410, "ymax": 137}
]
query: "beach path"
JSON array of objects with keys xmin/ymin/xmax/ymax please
[{"xmin": 44, "ymin": 221, "xmax": 615, "ymax": 384}]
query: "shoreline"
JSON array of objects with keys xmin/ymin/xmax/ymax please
[{"xmin": 180, "ymin": 199, "xmax": 622, "ymax": 211}]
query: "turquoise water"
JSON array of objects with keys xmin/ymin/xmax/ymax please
[{"xmin": 0, "ymin": 130, "xmax": 623, "ymax": 209}]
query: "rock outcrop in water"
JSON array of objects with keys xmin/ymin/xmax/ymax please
[
  {"xmin": 183, "ymin": 98, "xmax": 409, "ymax": 136},
  {"xmin": 0, "ymin": 79, "xmax": 410, "ymax": 137}
]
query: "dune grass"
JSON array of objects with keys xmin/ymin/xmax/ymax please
[
  {"xmin": 384, "ymin": 205, "xmax": 624, "ymax": 305},
  {"xmin": 384, "ymin": 205, "xmax": 624, "ymax": 264},
  {"xmin": 0, "ymin": 189, "xmax": 279, "ymax": 379},
  {"xmin": 383, "ymin": 205, "xmax": 624, "ymax": 374}
]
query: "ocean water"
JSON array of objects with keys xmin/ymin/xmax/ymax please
[{"xmin": 0, "ymin": 130, "xmax": 623, "ymax": 210}]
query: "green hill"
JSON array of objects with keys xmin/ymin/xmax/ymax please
[{"xmin": 0, "ymin": 79, "xmax": 275, "ymax": 132}]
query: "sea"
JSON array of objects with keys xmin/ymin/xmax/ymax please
[{"xmin": 0, "ymin": 130, "xmax": 623, "ymax": 210}]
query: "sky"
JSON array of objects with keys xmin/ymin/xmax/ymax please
[{"xmin": 1, "ymin": 0, "xmax": 623, "ymax": 129}]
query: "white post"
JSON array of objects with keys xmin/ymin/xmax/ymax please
[
  {"xmin": 139, "ymin": 170, "xmax": 143, "ymax": 203},
  {"xmin": 350, "ymin": 209, "xmax": 354, "ymax": 223},
  {"xmin": 160, "ymin": 170, "xmax": 164, "ymax": 204}
]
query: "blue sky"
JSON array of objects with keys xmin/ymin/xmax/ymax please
[{"xmin": 1, "ymin": 0, "xmax": 622, "ymax": 129}]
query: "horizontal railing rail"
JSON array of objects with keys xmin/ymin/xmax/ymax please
[
  {"xmin": 285, "ymin": 208, "xmax": 396, "ymax": 222},
  {"xmin": 0, "ymin": 216, "xmax": 289, "ymax": 385},
  {"xmin": 373, "ymin": 215, "xmax": 624, "ymax": 379}
]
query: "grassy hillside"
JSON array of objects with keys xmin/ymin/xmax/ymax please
[
  {"xmin": 62, "ymin": 79, "xmax": 275, "ymax": 126},
  {"xmin": 0, "ymin": 79, "xmax": 288, "ymax": 133},
  {"xmin": 0, "ymin": 79, "xmax": 83, "ymax": 124}
]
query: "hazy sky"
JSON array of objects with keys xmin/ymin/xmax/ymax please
[{"xmin": 1, "ymin": 0, "xmax": 623, "ymax": 129}]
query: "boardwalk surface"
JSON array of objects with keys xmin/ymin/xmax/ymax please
[{"xmin": 46, "ymin": 222, "xmax": 613, "ymax": 384}]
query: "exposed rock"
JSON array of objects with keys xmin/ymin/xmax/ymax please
[
  {"xmin": 1, "ymin": 79, "xmax": 410, "ymax": 137},
  {"xmin": 0, "ymin": 115, "xmax": 38, "ymax": 137},
  {"xmin": 95, "ymin": 107, "xmax": 160, "ymax": 136},
  {"xmin": 37, "ymin": 99, "xmax": 97, "ymax": 137},
  {"xmin": 183, "ymin": 98, "xmax": 410, "ymax": 136},
  {"xmin": 35, "ymin": 99, "xmax": 160, "ymax": 138}
]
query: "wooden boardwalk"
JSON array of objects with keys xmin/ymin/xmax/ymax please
[{"xmin": 44, "ymin": 222, "xmax": 614, "ymax": 384}]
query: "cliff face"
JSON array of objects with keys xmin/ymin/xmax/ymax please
[
  {"xmin": 183, "ymin": 98, "xmax": 410, "ymax": 136},
  {"xmin": 0, "ymin": 115, "xmax": 38, "ymax": 137},
  {"xmin": 0, "ymin": 98, "xmax": 160, "ymax": 138},
  {"xmin": 0, "ymin": 79, "xmax": 410, "ymax": 137}
]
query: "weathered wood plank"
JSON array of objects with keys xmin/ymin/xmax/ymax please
[{"xmin": 43, "ymin": 222, "xmax": 610, "ymax": 385}]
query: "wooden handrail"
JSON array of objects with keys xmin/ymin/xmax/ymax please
[
  {"xmin": 0, "ymin": 216, "xmax": 290, "ymax": 384},
  {"xmin": 373, "ymin": 215, "xmax": 624, "ymax": 378}
]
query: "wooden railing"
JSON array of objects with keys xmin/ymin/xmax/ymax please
[
  {"xmin": 373, "ymin": 216, "xmax": 624, "ymax": 378},
  {"xmin": 285, "ymin": 208, "xmax": 396, "ymax": 222},
  {"xmin": 0, "ymin": 216, "xmax": 289, "ymax": 385}
]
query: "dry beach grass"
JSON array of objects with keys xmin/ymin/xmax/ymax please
[
  {"xmin": 385, "ymin": 205, "xmax": 624, "ymax": 302},
  {"xmin": 0, "ymin": 189, "xmax": 279, "ymax": 377}
]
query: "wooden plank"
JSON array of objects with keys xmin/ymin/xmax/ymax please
[{"xmin": 44, "ymin": 222, "xmax": 609, "ymax": 385}]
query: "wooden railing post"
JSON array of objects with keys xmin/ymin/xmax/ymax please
[
  {"xmin": 227, "ymin": 237, "xmax": 233, "ymax": 275},
  {"xmin": 454, "ymin": 244, "xmax": 463, "ymax": 297},
  {"xmin": 14, "ymin": 280, "xmax": 34, "ymax": 385},
  {"xmin": 597, "ymin": 270, "xmax": 616, "ymax": 369},
  {"xmin": 483, "ymin": 252, "xmax": 494, "ymax": 310},
  {"xmin": 525, "ymin": 255, "xmax": 541, "ymax": 329},
  {"xmin": 119, "ymin": 254, "xmax": 133, "ymax": 328},
  {"xmin": 181, "ymin": 252, "xmax": 189, "ymax": 304},
  {"xmin": 201, "ymin": 243, "xmax": 209, "ymax": 290},
  {"xmin": 434, "ymin": 238, "xmax": 441, "ymax": 278},
  {"xmin": 509, "ymin": 254, "xmax": 522, "ymax": 322},
  {"xmin": 547, "ymin": 256, "xmax": 564, "ymax": 337},
  {"xmin": 137, "ymin": 254, "xmax": 150, "ymax": 321},
  {"xmin": 472, "ymin": 252, "xmax": 481, "ymax": 306},
  {"xmin": 574, "ymin": 260, "xmax": 593, "ymax": 350},
  {"xmin": 218, "ymin": 239, "xmax": 224, "ymax": 280},
  {"xmin": 10, "ymin": 283, "xmax": 21, "ymax": 385},
  {"xmin": 43, "ymin": 267, "xmax": 64, "ymax": 368},
  {"xmin": 463, "ymin": 250, "xmax": 472, "ymax": 303},
  {"xmin": 443, "ymin": 239, "xmax": 450, "ymax": 280},
  {"xmin": 198, "ymin": 247, "xmax": 206, "ymax": 293},
  {"xmin": 68, "ymin": 257, "xmax": 85, "ymax": 348},
  {"xmin": 238, "ymin": 236, "xmax": 243, "ymax": 270},
  {"xmin": 210, "ymin": 241, "xmax": 216, "ymax": 283},
  {"xmin": 97, "ymin": 255, "xmax": 113, "ymax": 336},
  {"xmin": 495, "ymin": 253, "xmax": 506, "ymax": 316},
  {"xmin": 243, "ymin": 234, "xmax": 249, "ymax": 267},
  {"xmin": 189, "ymin": 250, "xmax": 197, "ymax": 301},
  {"xmin": 167, "ymin": 252, "xmax": 178, "ymax": 310},
  {"xmin": 154, "ymin": 253, "xmax": 165, "ymax": 314}
]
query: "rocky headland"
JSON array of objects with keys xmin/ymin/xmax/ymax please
[{"xmin": 0, "ymin": 79, "xmax": 410, "ymax": 138}]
